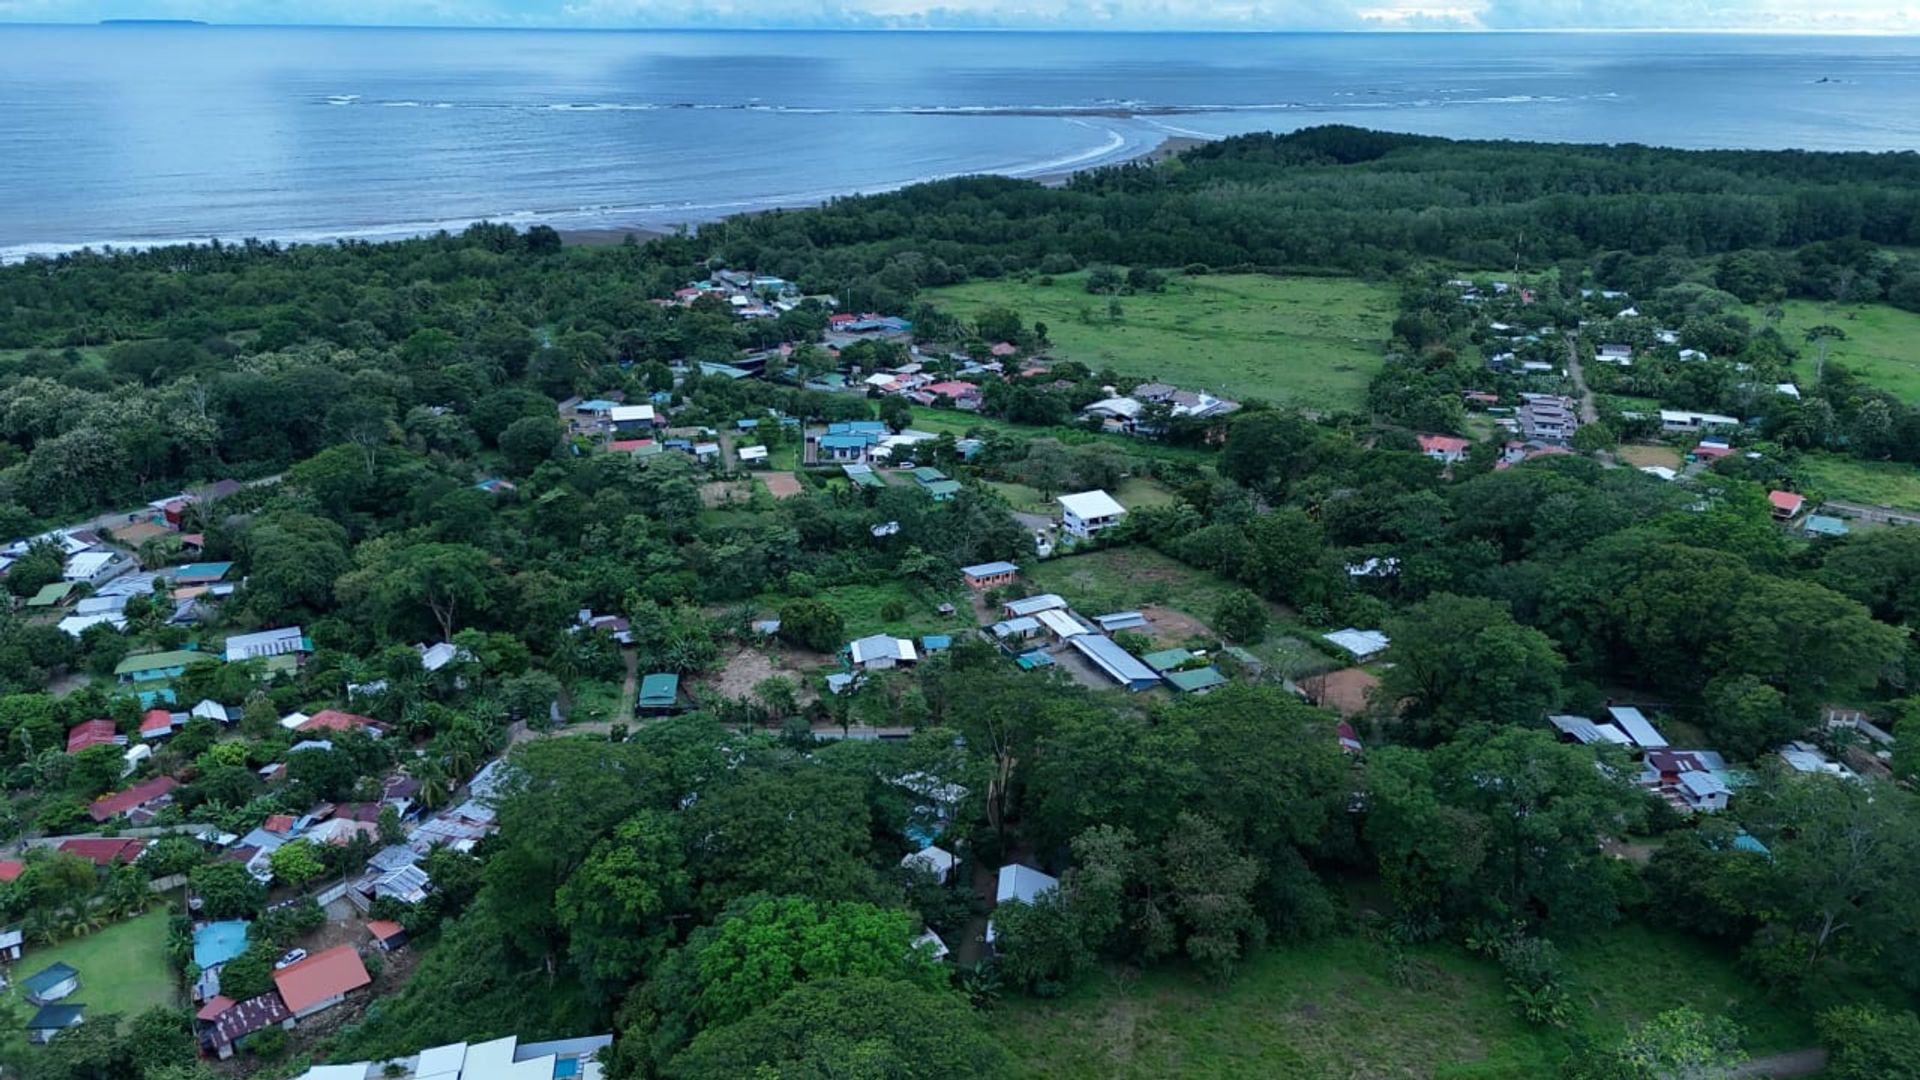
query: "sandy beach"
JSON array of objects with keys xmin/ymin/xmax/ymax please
[{"xmin": 559, "ymin": 134, "xmax": 1209, "ymax": 248}]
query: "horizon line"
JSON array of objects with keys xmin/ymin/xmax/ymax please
[{"xmin": 4, "ymin": 21, "xmax": 1919, "ymax": 37}]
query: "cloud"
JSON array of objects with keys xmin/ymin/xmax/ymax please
[{"xmin": 2, "ymin": 0, "xmax": 1915, "ymax": 31}]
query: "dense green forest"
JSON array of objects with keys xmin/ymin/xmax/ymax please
[{"xmin": 1, "ymin": 129, "xmax": 1918, "ymax": 1080}]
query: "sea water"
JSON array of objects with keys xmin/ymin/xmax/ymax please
[{"xmin": 1, "ymin": 25, "xmax": 1917, "ymax": 257}]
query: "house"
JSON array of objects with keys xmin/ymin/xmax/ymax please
[
  {"xmin": 920, "ymin": 479, "xmax": 961, "ymax": 501},
  {"xmin": 1082, "ymin": 396, "xmax": 1144, "ymax": 429},
  {"xmin": 87, "ymin": 776, "xmax": 178, "ymax": 823},
  {"xmin": 297, "ymin": 709, "xmax": 380, "ymax": 735},
  {"xmin": 140, "ymin": 708, "xmax": 180, "ymax": 739},
  {"xmin": 1417, "ymin": 434, "xmax": 1471, "ymax": 463},
  {"xmin": 920, "ymin": 634, "xmax": 951, "ymax": 654},
  {"xmin": 1548, "ymin": 714, "xmax": 1633, "ymax": 748},
  {"xmin": 1003, "ymin": 594, "xmax": 1068, "ymax": 619},
  {"xmin": 0, "ymin": 922, "xmax": 21, "ymax": 960},
  {"xmin": 1768, "ymin": 491, "xmax": 1804, "ymax": 521},
  {"xmin": 1094, "ymin": 611, "xmax": 1146, "ymax": 632},
  {"xmin": 367, "ymin": 919, "xmax": 410, "ymax": 953},
  {"xmin": 1518, "ymin": 394, "xmax": 1578, "ymax": 442},
  {"xmin": 192, "ymin": 700, "xmax": 240, "ymax": 725},
  {"xmin": 923, "ymin": 380, "xmax": 982, "ymax": 409},
  {"xmin": 200, "ymin": 991, "xmax": 293, "ymax": 1059},
  {"xmin": 1606, "ymin": 706, "xmax": 1668, "ymax": 749},
  {"xmin": 737, "ymin": 445, "xmax": 768, "ymax": 465},
  {"xmin": 637, "ymin": 673, "xmax": 680, "ymax": 715},
  {"xmin": 1165, "ymin": 666, "xmax": 1228, "ymax": 694},
  {"xmin": 1034, "ymin": 608, "xmax": 1089, "ymax": 641},
  {"xmin": 961, "ymin": 561, "xmax": 1019, "ymax": 589},
  {"xmin": 609, "ymin": 404, "xmax": 658, "ymax": 432},
  {"xmin": 913, "ymin": 929, "xmax": 950, "ymax": 962},
  {"xmin": 987, "ymin": 863, "xmax": 1060, "ymax": 944},
  {"xmin": 168, "ymin": 561, "xmax": 234, "ymax": 585},
  {"xmin": 25, "ymin": 581, "xmax": 79, "ymax": 608},
  {"xmin": 64, "ymin": 550, "xmax": 128, "ymax": 586},
  {"xmin": 1661, "ymin": 410, "xmax": 1740, "ymax": 433},
  {"xmin": 990, "ymin": 616, "xmax": 1041, "ymax": 643},
  {"xmin": 113, "ymin": 648, "xmax": 207, "ymax": 686},
  {"xmin": 901, "ymin": 845, "xmax": 957, "ymax": 885},
  {"xmin": 1594, "ymin": 343, "xmax": 1634, "ymax": 366},
  {"xmin": 66, "ymin": 719, "xmax": 122, "ymax": 754},
  {"xmin": 1640, "ymin": 466, "xmax": 1679, "ymax": 482},
  {"xmin": 271, "ymin": 945, "xmax": 371, "ymax": 1020},
  {"xmin": 817, "ymin": 433, "xmax": 878, "ymax": 461},
  {"xmin": 224, "ymin": 626, "xmax": 310, "ymax": 665},
  {"xmin": 287, "ymin": 1033, "xmax": 614, "ymax": 1080},
  {"xmin": 0, "ymin": 861, "xmax": 22, "ymax": 885},
  {"xmin": 58, "ymin": 837, "xmax": 147, "ymax": 868},
  {"xmin": 1323, "ymin": 628, "xmax": 1390, "ymax": 661},
  {"xmin": 842, "ymin": 463, "xmax": 886, "ymax": 489},
  {"xmin": 1676, "ymin": 770, "xmax": 1731, "ymax": 813},
  {"xmin": 1142, "ymin": 648, "xmax": 1196, "ymax": 674},
  {"xmin": 370, "ymin": 864, "xmax": 432, "ymax": 903},
  {"xmin": 848, "ymin": 635, "xmax": 918, "ymax": 671},
  {"xmin": 1058, "ymin": 490, "xmax": 1127, "ymax": 538},
  {"xmin": 1067, "ymin": 635, "xmax": 1162, "ymax": 692},
  {"xmin": 22, "ymin": 962, "xmax": 80, "ymax": 1004},
  {"xmin": 1778, "ymin": 740, "xmax": 1858, "ymax": 780},
  {"xmin": 28, "ymin": 1003, "xmax": 84, "ymax": 1044}
]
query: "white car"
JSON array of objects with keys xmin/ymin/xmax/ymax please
[{"xmin": 274, "ymin": 948, "xmax": 308, "ymax": 969}]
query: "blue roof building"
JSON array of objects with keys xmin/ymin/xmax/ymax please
[{"xmin": 828, "ymin": 421, "xmax": 888, "ymax": 436}]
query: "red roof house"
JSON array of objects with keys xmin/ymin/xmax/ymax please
[
  {"xmin": 203, "ymin": 992, "xmax": 292, "ymax": 1058},
  {"xmin": 271, "ymin": 945, "xmax": 371, "ymax": 1019},
  {"xmin": 0, "ymin": 860, "xmax": 25, "ymax": 883},
  {"xmin": 66, "ymin": 719, "xmax": 120, "ymax": 754},
  {"xmin": 140, "ymin": 709, "xmax": 177, "ymax": 739},
  {"xmin": 263, "ymin": 814, "xmax": 296, "ymax": 835},
  {"xmin": 57, "ymin": 837, "xmax": 148, "ymax": 867},
  {"xmin": 297, "ymin": 709, "xmax": 378, "ymax": 735},
  {"xmin": 1768, "ymin": 490, "xmax": 1805, "ymax": 520},
  {"xmin": 88, "ymin": 776, "xmax": 178, "ymax": 823},
  {"xmin": 1417, "ymin": 434, "xmax": 1471, "ymax": 462},
  {"xmin": 989, "ymin": 342, "xmax": 1019, "ymax": 357}
]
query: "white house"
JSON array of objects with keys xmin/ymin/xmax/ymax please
[
  {"xmin": 63, "ymin": 550, "xmax": 128, "ymax": 587},
  {"xmin": 987, "ymin": 863, "xmax": 1061, "ymax": 945},
  {"xmin": 901, "ymin": 845, "xmax": 957, "ymax": 885},
  {"xmin": 1058, "ymin": 490, "xmax": 1127, "ymax": 538},
  {"xmin": 225, "ymin": 626, "xmax": 308, "ymax": 663},
  {"xmin": 848, "ymin": 635, "xmax": 918, "ymax": 671},
  {"xmin": 1660, "ymin": 410, "xmax": 1740, "ymax": 433}
]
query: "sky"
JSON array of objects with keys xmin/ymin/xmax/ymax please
[{"xmin": 0, "ymin": 0, "xmax": 1915, "ymax": 32}]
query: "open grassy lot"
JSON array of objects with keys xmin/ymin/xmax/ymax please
[
  {"xmin": 905, "ymin": 406, "xmax": 1217, "ymax": 466},
  {"xmin": 987, "ymin": 476, "xmax": 1180, "ymax": 516},
  {"xmin": 1002, "ymin": 925, "xmax": 1812, "ymax": 1080},
  {"xmin": 1021, "ymin": 547, "xmax": 1337, "ymax": 675},
  {"xmin": 927, "ymin": 272, "xmax": 1396, "ymax": 411},
  {"xmin": 1748, "ymin": 300, "xmax": 1920, "ymax": 402},
  {"xmin": 1796, "ymin": 451, "xmax": 1920, "ymax": 511},
  {"xmin": 3, "ymin": 909, "xmax": 176, "ymax": 1047},
  {"xmin": 1616, "ymin": 444, "xmax": 1681, "ymax": 470},
  {"xmin": 770, "ymin": 582, "xmax": 971, "ymax": 641}
]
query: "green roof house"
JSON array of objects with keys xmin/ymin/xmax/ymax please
[
  {"xmin": 1141, "ymin": 648, "xmax": 1196, "ymax": 674},
  {"xmin": 27, "ymin": 1003, "xmax": 84, "ymax": 1044},
  {"xmin": 638, "ymin": 673, "xmax": 680, "ymax": 715},
  {"xmin": 113, "ymin": 649, "xmax": 206, "ymax": 684},
  {"xmin": 25, "ymin": 581, "xmax": 78, "ymax": 608},
  {"xmin": 23, "ymin": 962, "xmax": 79, "ymax": 1005},
  {"xmin": 1165, "ymin": 667, "xmax": 1229, "ymax": 694}
]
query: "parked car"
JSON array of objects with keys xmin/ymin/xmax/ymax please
[{"xmin": 274, "ymin": 948, "xmax": 308, "ymax": 969}]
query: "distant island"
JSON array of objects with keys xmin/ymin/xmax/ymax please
[{"xmin": 99, "ymin": 18, "xmax": 207, "ymax": 25}]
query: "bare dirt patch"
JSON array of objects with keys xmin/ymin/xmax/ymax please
[
  {"xmin": 1139, "ymin": 604, "xmax": 1212, "ymax": 642},
  {"xmin": 1305, "ymin": 666, "xmax": 1381, "ymax": 717},
  {"xmin": 699, "ymin": 479, "xmax": 753, "ymax": 508},
  {"xmin": 1617, "ymin": 444, "xmax": 1682, "ymax": 469},
  {"xmin": 761, "ymin": 472, "xmax": 803, "ymax": 499},
  {"xmin": 708, "ymin": 645, "xmax": 818, "ymax": 704}
]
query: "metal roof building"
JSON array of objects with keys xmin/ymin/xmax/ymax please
[{"xmin": 1068, "ymin": 635, "xmax": 1162, "ymax": 692}]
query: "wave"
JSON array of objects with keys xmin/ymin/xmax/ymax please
[{"xmin": 316, "ymin": 92, "xmax": 1583, "ymax": 118}]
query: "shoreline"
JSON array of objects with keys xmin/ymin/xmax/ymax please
[{"xmin": 554, "ymin": 134, "xmax": 1209, "ymax": 248}]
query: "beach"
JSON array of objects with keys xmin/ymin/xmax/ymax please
[{"xmin": 558, "ymin": 134, "xmax": 1209, "ymax": 248}]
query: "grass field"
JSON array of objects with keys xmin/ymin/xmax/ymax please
[
  {"xmin": 927, "ymin": 272, "xmax": 1396, "ymax": 411},
  {"xmin": 1749, "ymin": 300, "xmax": 1920, "ymax": 402},
  {"xmin": 905, "ymin": 406, "xmax": 1217, "ymax": 466},
  {"xmin": 1021, "ymin": 547, "xmax": 1338, "ymax": 675},
  {"xmin": 1002, "ymin": 925, "xmax": 1812, "ymax": 1080},
  {"xmin": 3, "ymin": 910, "xmax": 176, "ymax": 1047},
  {"xmin": 1796, "ymin": 451, "xmax": 1920, "ymax": 511},
  {"xmin": 775, "ymin": 582, "xmax": 971, "ymax": 640},
  {"xmin": 1616, "ymin": 444, "xmax": 1681, "ymax": 470},
  {"xmin": 987, "ymin": 476, "xmax": 1180, "ymax": 515}
]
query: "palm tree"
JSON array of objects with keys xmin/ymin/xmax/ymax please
[{"xmin": 408, "ymin": 755, "xmax": 451, "ymax": 811}]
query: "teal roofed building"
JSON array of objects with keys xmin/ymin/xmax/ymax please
[
  {"xmin": 1165, "ymin": 666, "xmax": 1229, "ymax": 694},
  {"xmin": 638, "ymin": 674, "xmax": 680, "ymax": 715}
]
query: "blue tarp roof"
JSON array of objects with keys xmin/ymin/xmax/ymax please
[
  {"xmin": 921, "ymin": 635, "xmax": 952, "ymax": 651},
  {"xmin": 828, "ymin": 421, "xmax": 888, "ymax": 435}
]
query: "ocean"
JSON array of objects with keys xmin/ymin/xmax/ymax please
[{"xmin": 3, "ymin": 25, "xmax": 1919, "ymax": 258}]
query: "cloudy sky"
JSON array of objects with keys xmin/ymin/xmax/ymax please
[{"xmin": 0, "ymin": 0, "xmax": 1914, "ymax": 32}]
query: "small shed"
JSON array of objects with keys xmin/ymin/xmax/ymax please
[
  {"xmin": 28, "ymin": 1003, "xmax": 84, "ymax": 1044},
  {"xmin": 901, "ymin": 845, "xmax": 957, "ymax": 885},
  {"xmin": 637, "ymin": 674, "xmax": 681, "ymax": 715},
  {"xmin": 23, "ymin": 962, "xmax": 79, "ymax": 1005}
]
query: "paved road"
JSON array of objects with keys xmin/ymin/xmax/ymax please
[{"xmin": 1566, "ymin": 338, "xmax": 1599, "ymax": 425}]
